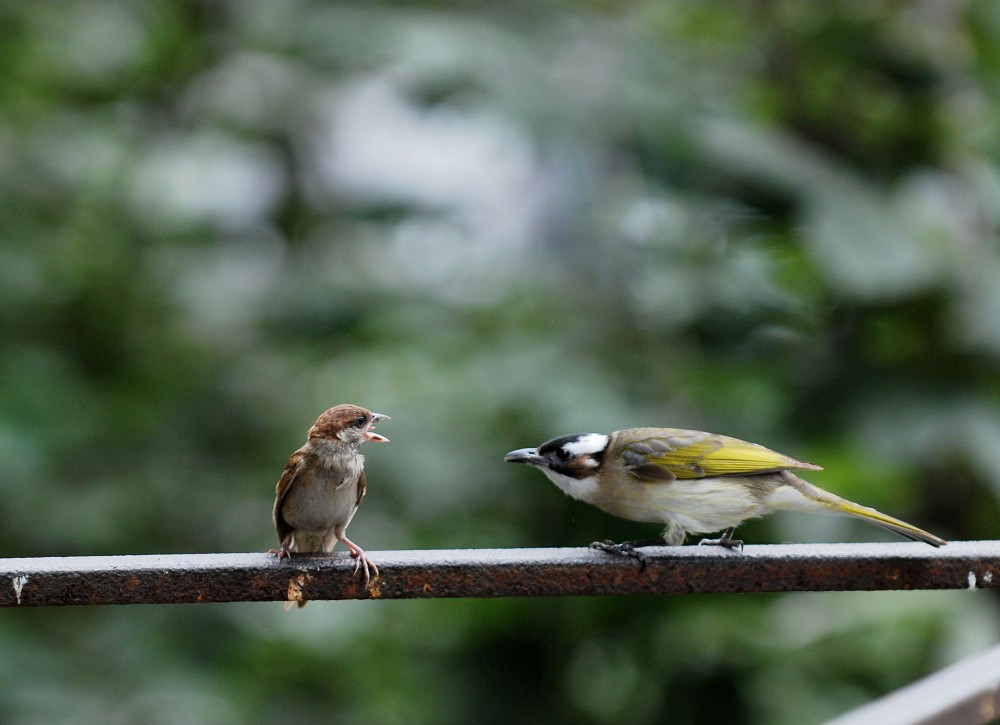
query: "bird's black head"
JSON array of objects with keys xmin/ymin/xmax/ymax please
[{"xmin": 504, "ymin": 433, "xmax": 609, "ymax": 479}]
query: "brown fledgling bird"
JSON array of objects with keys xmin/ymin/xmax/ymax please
[{"xmin": 269, "ymin": 404, "xmax": 389, "ymax": 600}]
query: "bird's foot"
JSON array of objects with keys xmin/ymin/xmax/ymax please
[
  {"xmin": 267, "ymin": 545, "xmax": 292, "ymax": 561},
  {"xmin": 697, "ymin": 528, "xmax": 744, "ymax": 553},
  {"xmin": 589, "ymin": 539, "xmax": 664, "ymax": 569},
  {"xmin": 341, "ymin": 537, "xmax": 379, "ymax": 586},
  {"xmin": 350, "ymin": 549, "xmax": 379, "ymax": 586}
]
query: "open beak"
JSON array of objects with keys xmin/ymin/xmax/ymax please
[
  {"xmin": 366, "ymin": 413, "xmax": 390, "ymax": 443},
  {"xmin": 504, "ymin": 447, "xmax": 549, "ymax": 467}
]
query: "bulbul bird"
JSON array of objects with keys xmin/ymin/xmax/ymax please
[
  {"xmin": 269, "ymin": 404, "xmax": 389, "ymax": 601},
  {"xmin": 505, "ymin": 427, "xmax": 946, "ymax": 557}
]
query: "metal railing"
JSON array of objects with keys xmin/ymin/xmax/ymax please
[
  {"xmin": 826, "ymin": 640, "xmax": 1000, "ymax": 725},
  {"xmin": 1, "ymin": 540, "xmax": 996, "ymax": 606},
  {"xmin": 2, "ymin": 540, "xmax": 998, "ymax": 724}
]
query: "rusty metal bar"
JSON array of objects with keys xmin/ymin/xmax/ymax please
[
  {"xmin": 826, "ymin": 641, "xmax": 1000, "ymax": 725},
  {"xmin": 0, "ymin": 541, "xmax": 997, "ymax": 607}
]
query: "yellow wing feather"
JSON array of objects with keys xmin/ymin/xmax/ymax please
[{"xmin": 617, "ymin": 428, "xmax": 821, "ymax": 480}]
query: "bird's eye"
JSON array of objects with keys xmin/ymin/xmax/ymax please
[{"xmin": 352, "ymin": 416, "xmax": 367, "ymax": 428}]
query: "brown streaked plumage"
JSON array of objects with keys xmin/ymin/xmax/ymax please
[{"xmin": 269, "ymin": 404, "xmax": 389, "ymax": 607}]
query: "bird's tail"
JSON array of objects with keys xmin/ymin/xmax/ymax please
[
  {"xmin": 828, "ymin": 498, "xmax": 946, "ymax": 547},
  {"xmin": 783, "ymin": 474, "xmax": 947, "ymax": 547}
]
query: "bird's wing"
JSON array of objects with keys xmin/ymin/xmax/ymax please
[
  {"xmin": 620, "ymin": 428, "xmax": 821, "ymax": 481},
  {"xmin": 355, "ymin": 468, "xmax": 367, "ymax": 509},
  {"xmin": 273, "ymin": 449, "xmax": 305, "ymax": 544}
]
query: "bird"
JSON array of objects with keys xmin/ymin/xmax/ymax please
[
  {"xmin": 505, "ymin": 427, "xmax": 945, "ymax": 558},
  {"xmin": 269, "ymin": 404, "xmax": 389, "ymax": 604}
]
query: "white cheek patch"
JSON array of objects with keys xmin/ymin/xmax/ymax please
[{"xmin": 563, "ymin": 433, "xmax": 609, "ymax": 457}]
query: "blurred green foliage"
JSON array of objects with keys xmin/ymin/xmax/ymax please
[{"xmin": 2, "ymin": 1, "xmax": 999, "ymax": 723}]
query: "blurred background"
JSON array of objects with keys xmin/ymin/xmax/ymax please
[{"xmin": 2, "ymin": 1, "xmax": 999, "ymax": 722}]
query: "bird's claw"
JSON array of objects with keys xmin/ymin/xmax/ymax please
[
  {"xmin": 267, "ymin": 546, "xmax": 291, "ymax": 561},
  {"xmin": 348, "ymin": 546, "xmax": 379, "ymax": 586},
  {"xmin": 697, "ymin": 536, "xmax": 744, "ymax": 553},
  {"xmin": 589, "ymin": 540, "xmax": 648, "ymax": 568}
]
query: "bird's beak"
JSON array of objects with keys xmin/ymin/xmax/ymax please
[
  {"xmin": 366, "ymin": 413, "xmax": 390, "ymax": 443},
  {"xmin": 504, "ymin": 447, "xmax": 548, "ymax": 467}
]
